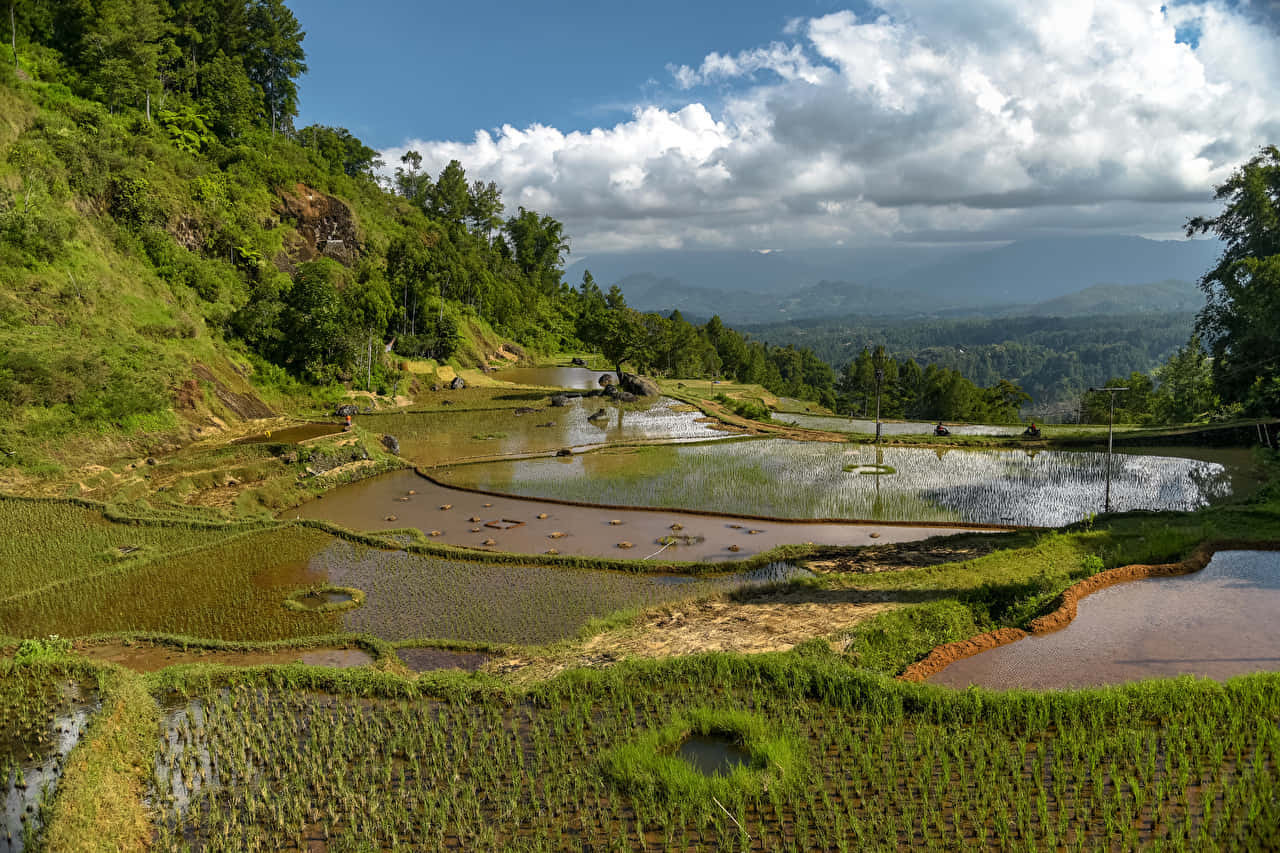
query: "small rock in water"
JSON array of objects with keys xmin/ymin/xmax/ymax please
[
  {"xmin": 397, "ymin": 496, "xmax": 409, "ymax": 502},
  {"xmin": 429, "ymin": 530, "xmax": 442, "ymax": 537},
  {"xmin": 870, "ymin": 532, "xmax": 881, "ymax": 538},
  {"xmin": 482, "ymin": 538, "xmax": 496, "ymax": 546},
  {"xmin": 727, "ymin": 545, "xmax": 741, "ymax": 552},
  {"xmin": 616, "ymin": 541, "xmax": 633, "ymax": 549},
  {"xmin": 555, "ymin": 449, "xmax": 572, "ymax": 457},
  {"xmin": 549, "ymin": 531, "xmax": 565, "ymax": 539},
  {"xmin": 748, "ymin": 529, "xmax": 762, "ymax": 535},
  {"xmin": 545, "ymin": 548, "xmax": 559, "ymax": 555},
  {"xmin": 469, "ymin": 516, "xmax": 482, "ymax": 523},
  {"xmin": 483, "ymin": 502, "xmax": 492, "ymax": 507},
  {"xmin": 407, "ymin": 489, "xmax": 416, "ymax": 495},
  {"xmin": 537, "ymin": 513, "xmax": 548, "ymax": 519},
  {"xmin": 470, "ymin": 527, "xmax": 481, "ymax": 533},
  {"xmin": 669, "ymin": 523, "xmax": 684, "ymax": 531},
  {"xmin": 439, "ymin": 504, "xmax": 452, "ymax": 510},
  {"xmin": 385, "ymin": 515, "xmax": 397, "ymax": 522},
  {"xmin": 608, "ymin": 519, "xmax": 622, "ymax": 526}
]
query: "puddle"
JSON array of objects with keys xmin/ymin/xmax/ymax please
[
  {"xmin": 233, "ymin": 423, "xmax": 345, "ymax": 444},
  {"xmin": 928, "ymin": 551, "xmax": 1280, "ymax": 690},
  {"xmin": 677, "ymin": 734, "xmax": 750, "ymax": 776},
  {"xmin": 287, "ymin": 470, "xmax": 984, "ymax": 562},
  {"xmin": 293, "ymin": 590, "xmax": 354, "ymax": 610},
  {"xmin": 3, "ymin": 683, "xmax": 99, "ymax": 852},
  {"xmin": 77, "ymin": 642, "xmax": 373, "ymax": 672},
  {"xmin": 397, "ymin": 647, "xmax": 492, "ymax": 673},
  {"xmin": 152, "ymin": 698, "xmax": 216, "ymax": 821}
]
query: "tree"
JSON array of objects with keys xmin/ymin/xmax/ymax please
[
  {"xmin": 296, "ymin": 125, "xmax": 381, "ymax": 177},
  {"xmin": 1187, "ymin": 145, "xmax": 1280, "ymax": 413},
  {"xmin": 83, "ymin": 0, "xmax": 164, "ymax": 113},
  {"xmin": 244, "ymin": 0, "xmax": 306, "ymax": 134},
  {"xmin": 1153, "ymin": 335, "xmax": 1218, "ymax": 424},
  {"xmin": 505, "ymin": 207, "xmax": 569, "ymax": 295},
  {"xmin": 429, "ymin": 160, "xmax": 469, "ymax": 228}
]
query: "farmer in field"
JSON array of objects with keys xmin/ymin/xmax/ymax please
[{"xmin": 344, "ymin": 414, "xmax": 353, "ymax": 431}]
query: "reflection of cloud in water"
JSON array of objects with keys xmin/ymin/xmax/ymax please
[{"xmin": 455, "ymin": 441, "xmax": 1234, "ymax": 526}]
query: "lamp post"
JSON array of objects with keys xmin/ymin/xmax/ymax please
[{"xmin": 1089, "ymin": 386, "xmax": 1128, "ymax": 512}]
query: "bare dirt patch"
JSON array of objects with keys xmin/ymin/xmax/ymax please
[{"xmin": 496, "ymin": 588, "xmax": 897, "ymax": 681}]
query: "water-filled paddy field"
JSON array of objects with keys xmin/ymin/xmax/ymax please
[
  {"xmin": 440, "ymin": 440, "xmax": 1248, "ymax": 527},
  {"xmin": 288, "ymin": 469, "xmax": 988, "ymax": 560},
  {"xmin": 775, "ymin": 412, "xmax": 1024, "ymax": 436},
  {"xmin": 929, "ymin": 550, "xmax": 1280, "ymax": 690},
  {"xmin": 1, "ymin": 667, "xmax": 98, "ymax": 852},
  {"xmin": 0, "ymin": 508, "xmax": 810, "ymax": 644},
  {"xmin": 362, "ymin": 396, "xmax": 735, "ymax": 466},
  {"xmin": 491, "ymin": 365, "xmax": 615, "ymax": 388}
]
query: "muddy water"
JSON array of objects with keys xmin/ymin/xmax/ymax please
[
  {"xmin": 287, "ymin": 469, "xmax": 987, "ymax": 562},
  {"xmin": 929, "ymin": 551, "xmax": 1280, "ymax": 690},
  {"xmin": 491, "ymin": 366, "xmax": 614, "ymax": 389},
  {"xmin": 678, "ymin": 735, "xmax": 751, "ymax": 776},
  {"xmin": 77, "ymin": 642, "xmax": 373, "ymax": 673},
  {"xmin": 363, "ymin": 397, "xmax": 734, "ymax": 466},
  {"xmin": 397, "ymin": 647, "xmax": 492, "ymax": 672},
  {"xmin": 233, "ymin": 422, "xmax": 345, "ymax": 444}
]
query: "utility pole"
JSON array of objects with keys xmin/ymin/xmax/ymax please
[
  {"xmin": 1090, "ymin": 386, "xmax": 1129, "ymax": 512},
  {"xmin": 873, "ymin": 349, "xmax": 885, "ymax": 443}
]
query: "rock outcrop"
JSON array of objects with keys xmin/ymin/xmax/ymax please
[{"xmin": 619, "ymin": 372, "xmax": 660, "ymax": 397}]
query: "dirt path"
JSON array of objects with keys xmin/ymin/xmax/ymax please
[
  {"xmin": 804, "ymin": 531, "xmax": 1021, "ymax": 574},
  {"xmin": 493, "ymin": 587, "xmax": 898, "ymax": 681}
]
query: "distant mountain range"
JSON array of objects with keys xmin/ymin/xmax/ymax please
[{"xmin": 567, "ymin": 236, "xmax": 1220, "ymax": 324}]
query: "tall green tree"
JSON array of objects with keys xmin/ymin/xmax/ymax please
[
  {"xmin": 1187, "ymin": 145, "xmax": 1280, "ymax": 413},
  {"xmin": 244, "ymin": 0, "xmax": 306, "ymax": 134},
  {"xmin": 83, "ymin": 0, "xmax": 164, "ymax": 113}
]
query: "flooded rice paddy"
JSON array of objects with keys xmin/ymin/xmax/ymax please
[
  {"xmin": 362, "ymin": 396, "xmax": 735, "ymax": 466},
  {"xmin": 395, "ymin": 647, "xmax": 492, "ymax": 673},
  {"xmin": 76, "ymin": 642, "xmax": 373, "ymax": 673},
  {"xmin": 147, "ymin": 676, "xmax": 1278, "ymax": 851},
  {"xmin": 491, "ymin": 365, "xmax": 615, "ymax": 389},
  {"xmin": 2, "ymin": 680, "xmax": 98, "ymax": 852},
  {"xmin": 440, "ymin": 440, "xmax": 1245, "ymax": 526},
  {"xmin": 232, "ymin": 422, "xmax": 346, "ymax": 444},
  {"xmin": 775, "ymin": 412, "xmax": 1024, "ymax": 436},
  {"xmin": 288, "ymin": 469, "xmax": 987, "ymax": 560},
  {"xmin": 929, "ymin": 550, "xmax": 1280, "ymax": 690},
  {"xmin": 311, "ymin": 540, "xmax": 812, "ymax": 644}
]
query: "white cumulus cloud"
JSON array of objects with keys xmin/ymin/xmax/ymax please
[{"xmin": 383, "ymin": 1, "xmax": 1280, "ymax": 254}]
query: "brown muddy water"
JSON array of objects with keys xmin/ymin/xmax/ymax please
[
  {"xmin": 77, "ymin": 642, "xmax": 373, "ymax": 673},
  {"xmin": 678, "ymin": 734, "xmax": 751, "ymax": 776},
  {"xmin": 287, "ymin": 469, "xmax": 988, "ymax": 562},
  {"xmin": 363, "ymin": 396, "xmax": 735, "ymax": 466},
  {"xmin": 396, "ymin": 647, "xmax": 492, "ymax": 672},
  {"xmin": 491, "ymin": 365, "xmax": 614, "ymax": 389},
  {"xmin": 306, "ymin": 539, "xmax": 815, "ymax": 644},
  {"xmin": 233, "ymin": 422, "xmax": 345, "ymax": 444},
  {"xmin": 928, "ymin": 550, "xmax": 1280, "ymax": 690}
]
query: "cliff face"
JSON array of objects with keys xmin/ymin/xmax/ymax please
[{"xmin": 274, "ymin": 183, "xmax": 361, "ymax": 271}]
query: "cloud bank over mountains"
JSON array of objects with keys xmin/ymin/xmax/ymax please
[{"xmin": 383, "ymin": 1, "xmax": 1279, "ymax": 254}]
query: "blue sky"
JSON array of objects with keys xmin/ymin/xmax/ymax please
[
  {"xmin": 292, "ymin": 1, "xmax": 1280, "ymax": 254},
  {"xmin": 295, "ymin": 1, "xmax": 868, "ymax": 146}
]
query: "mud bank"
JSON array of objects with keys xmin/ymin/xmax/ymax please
[{"xmin": 901, "ymin": 539, "xmax": 1280, "ymax": 683}]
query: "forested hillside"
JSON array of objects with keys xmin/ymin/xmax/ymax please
[{"xmin": 0, "ymin": 0, "xmax": 852, "ymax": 472}]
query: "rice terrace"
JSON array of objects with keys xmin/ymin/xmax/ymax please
[{"xmin": 3, "ymin": 3, "xmax": 1280, "ymax": 851}]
